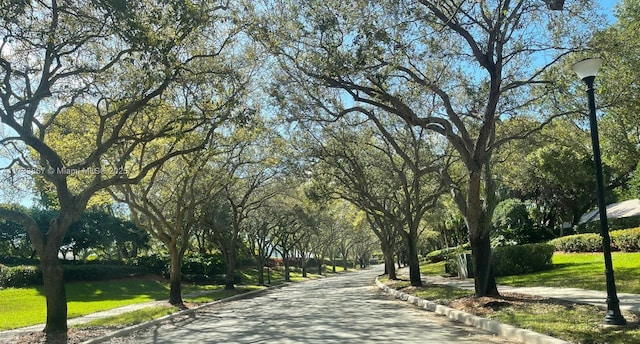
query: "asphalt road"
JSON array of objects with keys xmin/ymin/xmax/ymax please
[{"xmin": 106, "ymin": 268, "xmax": 517, "ymax": 344}]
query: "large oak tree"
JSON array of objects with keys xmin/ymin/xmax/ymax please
[{"xmin": 0, "ymin": 0, "xmax": 243, "ymax": 333}]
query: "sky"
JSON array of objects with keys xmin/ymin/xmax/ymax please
[{"xmin": 601, "ymin": 0, "xmax": 621, "ymax": 22}]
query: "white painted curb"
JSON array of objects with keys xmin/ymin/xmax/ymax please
[{"xmin": 375, "ymin": 277, "xmax": 572, "ymax": 344}]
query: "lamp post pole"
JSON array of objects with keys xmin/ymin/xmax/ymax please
[{"xmin": 572, "ymin": 58, "xmax": 626, "ymax": 325}]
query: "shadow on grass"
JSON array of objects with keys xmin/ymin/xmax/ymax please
[{"xmin": 65, "ymin": 280, "xmax": 170, "ymax": 303}]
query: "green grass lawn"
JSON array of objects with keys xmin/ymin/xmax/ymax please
[
  {"xmin": 0, "ymin": 265, "xmax": 332, "ymax": 331},
  {"xmin": 74, "ymin": 286, "xmax": 264, "ymax": 328},
  {"xmin": 485, "ymin": 301, "xmax": 640, "ymax": 344},
  {"xmin": 392, "ymin": 253, "xmax": 640, "ymax": 344},
  {"xmin": 420, "ymin": 252, "xmax": 640, "ymax": 294},
  {"xmin": 0, "ymin": 279, "xmax": 227, "ymax": 330},
  {"xmin": 497, "ymin": 252, "xmax": 640, "ymax": 294}
]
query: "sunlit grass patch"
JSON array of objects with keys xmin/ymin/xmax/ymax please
[
  {"xmin": 497, "ymin": 252, "xmax": 640, "ymax": 294},
  {"xmin": 485, "ymin": 300, "xmax": 640, "ymax": 344},
  {"xmin": 74, "ymin": 305, "xmax": 179, "ymax": 328},
  {"xmin": 0, "ymin": 279, "xmax": 228, "ymax": 330}
]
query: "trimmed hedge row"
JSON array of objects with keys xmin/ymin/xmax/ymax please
[
  {"xmin": 550, "ymin": 227, "xmax": 640, "ymax": 252},
  {"xmin": 0, "ymin": 264, "xmax": 147, "ymax": 288},
  {"xmin": 0, "ymin": 265, "xmax": 41, "ymax": 288}
]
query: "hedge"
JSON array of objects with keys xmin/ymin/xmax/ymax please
[
  {"xmin": 491, "ymin": 243, "xmax": 554, "ymax": 276},
  {"xmin": 0, "ymin": 264, "xmax": 42, "ymax": 288},
  {"xmin": 0, "ymin": 264, "xmax": 148, "ymax": 288},
  {"xmin": 611, "ymin": 227, "xmax": 640, "ymax": 252},
  {"xmin": 550, "ymin": 227, "xmax": 640, "ymax": 252},
  {"xmin": 549, "ymin": 233, "xmax": 602, "ymax": 252}
]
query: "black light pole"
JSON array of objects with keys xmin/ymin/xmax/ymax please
[{"xmin": 571, "ymin": 58, "xmax": 626, "ymax": 325}]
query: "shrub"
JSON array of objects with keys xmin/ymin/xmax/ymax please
[
  {"xmin": 0, "ymin": 265, "xmax": 42, "ymax": 287},
  {"xmin": 127, "ymin": 254, "xmax": 169, "ymax": 275},
  {"xmin": 181, "ymin": 253, "xmax": 225, "ymax": 276},
  {"xmin": 550, "ymin": 228, "xmax": 640, "ymax": 253},
  {"xmin": 549, "ymin": 233, "xmax": 603, "ymax": 252},
  {"xmin": 611, "ymin": 227, "xmax": 640, "ymax": 252},
  {"xmin": 491, "ymin": 243, "xmax": 554, "ymax": 277}
]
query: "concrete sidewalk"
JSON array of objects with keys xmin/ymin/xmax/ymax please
[{"xmin": 403, "ymin": 268, "xmax": 640, "ymax": 313}]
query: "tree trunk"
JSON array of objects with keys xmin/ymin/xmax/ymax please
[
  {"xmin": 331, "ymin": 253, "xmax": 336, "ymax": 273},
  {"xmin": 168, "ymin": 244, "xmax": 184, "ymax": 305},
  {"xmin": 41, "ymin": 245, "xmax": 67, "ymax": 333},
  {"xmin": 283, "ymin": 250, "xmax": 291, "ymax": 282},
  {"xmin": 342, "ymin": 251, "xmax": 348, "ymax": 271},
  {"xmin": 406, "ymin": 231, "xmax": 422, "ymax": 286},
  {"xmin": 466, "ymin": 169, "xmax": 499, "ymax": 297},
  {"xmin": 257, "ymin": 258, "xmax": 265, "ymax": 286},
  {"xmin": 384, "ymin": 252, "xmax": 397, "ymax": 280},
  {"xmin": 470, "ymin": 232, "xmax": 498, "ymax": 297},
  {"xmin": 225, "ymin": 251, "xmax": 237, "ymax": 290},
  {"xmin": 301, "ymin": 253, "xmax": 308, "ymax": 278},
  {"xmin": 317, "ymin": 255, "xmax": 323, "ymax": 275}
]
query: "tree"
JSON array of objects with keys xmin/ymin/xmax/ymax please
[
  {"xmin": 244, "ymin": 204, "xmax": 279, "ymax": 285},
  {"xmin": 249, "ymin": 0, "xmax": 599, "ymax": 296},
  {"xmin": 304, "ymin": 116, "xmax": 446, "ymax": 286},
  {"xmin": 112, "ymin": 150, "xmax": 221, "ymax": 305},
  {"xmin": 594, "ymin": 0, "xmax": 640, "ymax": 199},
  {"xmin": 0, "ymin": 0, "xmax": 242, "ymax": 332},
  {"xmin": 200, "ymin": 123, "xmax": 282, "ymax": 289}
]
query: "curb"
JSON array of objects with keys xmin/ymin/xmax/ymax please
[
  {"xmin": 375, "ymin": 277, "xmax": 572, "ymax": 344},
  {"xmin": 80, "ymin": 283, "xmax": 289, "ymax": 344}
]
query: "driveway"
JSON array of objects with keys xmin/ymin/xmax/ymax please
[{"xmin": 105, "ymin": 268, "xmax": 517, "ymax": 343}]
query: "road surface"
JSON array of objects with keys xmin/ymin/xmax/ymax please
[{"xmin": 106, "ymin": 268, "xmax": 517, "ymax": 343}]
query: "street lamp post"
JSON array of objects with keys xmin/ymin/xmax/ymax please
[{"xmin": 571, "ymin": 58, "xmax": 627, "ymax": 325}]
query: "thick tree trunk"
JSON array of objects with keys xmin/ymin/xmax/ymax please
[
  {"xmin": 283, "ymin": 250, "xmax": 291, "ymax": 282},
  {"xmin": 342, "ymin": 252, "xmax": 348, "ymax": 271},
  {"xmin": 405, "ymin": 231, "xmax": 422, "ymax": 286},
  {"xmin": 301, "ymin": 252, "xmax": 308, "ymax": 278},
  {"xmin": 257, "ymin": 258, "xmax": 265, "ymax": 286},
  {"xmin": 36, "ymin": 214, "xmax": 80, "ymax": 334},
  {"xmin": 466, "ymin": 169, "xmax": 499, "ymax": 297},
  {"xmin": 41, "ymin": 246, "xmax": 67, "ymax": 333},
  {"xmin": 317, "ymin": 255, "xmax": 324, "ymax": 275},
  {"xmin": 168, "ymin": 244, "xmax": 184, "ymax": 305},
  {"xmin": 225, "ymin": 252, "xmax": 237, "ymax": 290},
  {"xmin": 384, "ymin": 252, "xmax": 397, "ymax": 280},
  {"xmin": 470, "ymin": 233, "xmax": 498, "ymax": 297}
]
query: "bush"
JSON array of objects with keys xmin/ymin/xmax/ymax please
[
  {"xmin": 0, "ymin": 264, "xmax": 42, "ymax": 288},
  {"xmin": 0, "ymin": 263, "xmax": 149, "ymax": 288},
  {"xmin": 611, "ymin": 227, "xmax": 640, "ymax": 252},
  {"xmin": 550, "ymin": 228, "xmax": 640, "ymax": 253},
  {"xmin": 491, "ymin": 243, "xmax": 554, "ymax": 276},
  {"xmin": 549, "ymin": 233, "xmax": 603, "ymax": 252},
  {"xmin": 127, "ymin": 254, "xmax": 169, "ymax": 275},
  {"xmin": 181, "ymin": 253, "xmax": 225, "ymax": 276}
]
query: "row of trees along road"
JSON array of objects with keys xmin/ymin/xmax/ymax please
[
  {"xmin": 2, "ymin": 0, "xmax": 639, "ymax": 335},
  {"xmin": 0, "ymin": 0, "xmax": 251, "ymax": 333},
  {"xmin": 247, "ymin": 0, "xmax": 603, "ymax": 296}
]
